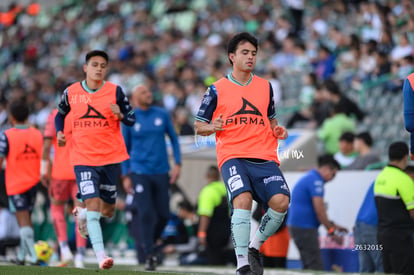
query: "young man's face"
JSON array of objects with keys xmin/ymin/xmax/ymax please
[
  {"xmin": 339, "ymin": 140, "xmax": 354, "ymax": 155},
  {"xmin": 320, "ymin": 166, "xmax": 338, "ymax": 182},
  {"xmin": 83, "ymin": 56, "xmax": 108, "ymax": 82},
  {"xmin": 229, "ymin": 41, "xmax": 257, "ymax": 73}
]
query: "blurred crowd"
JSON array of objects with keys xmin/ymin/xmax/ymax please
[{"xmin": 0, "ymin": 0, "xmax": 413, "ymax": 153}]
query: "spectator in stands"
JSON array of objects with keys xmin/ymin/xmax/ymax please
[
  {"xmin": 286, "ymin": 0, "xmax": 305, "ymax": 37},
  {"xmin": 390, "ymin": 33, "xmax": 413, "ymax": 63},
  {"xmin": 287, "ymin": 83, "xmax": 333, "ymax": 129},
  {"xmin": 317, "ymin": 104, "xmax": 356, "ymax": 155},
  {"xmin": 346, "ymin": 132, "xmax": 381, "ymax": 170},
  {"xmin": 373, "ymin": 51, "xmax": 392, "ymax": 78},
  {"xmin": 286, "ymin": 72, "xmax": 318, "ymax": 128},
  {"xmin": 374, "ymin": 141, "xmax": 414, "ymax": 275},
  {"xmin": 312, "ymin": 45, "xmax": 336, "ymax": 81},
  {"xmin": 354, "ymin": 182, "xmax": 383, "ymax": 273},
  {"xmin": 376, "ymin": 30, "xmax": 394, "ymax": 56},
  {"xmin": 334, "ymin": 132, "xmax": 358, "ymax": 168},
  {"xmin": 322, "ymin": 78, "xmax": 365, "ymax": 122},
  {"xmin": 356, "ymin": 40, "xmax": 377, "ymax": 82},
  {"xmin": 387, "ymin": 55, "xmax": 414, "ymax": 93},
  {"xmin": 287, "ymin": 155, "xmax": 347, "ymax": 271},
  {"xmin": 173, "ymin": 107, "xmax": 194, "ymax": 136}
]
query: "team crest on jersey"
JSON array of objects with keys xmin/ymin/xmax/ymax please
[
  {"xmin": 74, "ymin": 104, "xmax": 109, "ymax": 128},
  {"xmin": 226, "ymin": 98, "xmax": 265, "ymax": 126},
  {"xmin": 17, "ymin": 144, "xmax": 39, "ymax": 160},
  {"xmin": 134, "ymin": 123, "xmax": 141, "ymax": 132},
  {"xmin": 80, "ymin": 105, "xmax": 106, "ymax": 119},
  {"xmin": 154, "ymin": 118, "xmax": 163, "ymax": 126}
]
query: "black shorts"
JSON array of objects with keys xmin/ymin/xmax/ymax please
[{"xmin": 8, "ymin": 185, "xmax": 37, "ymax": 212}]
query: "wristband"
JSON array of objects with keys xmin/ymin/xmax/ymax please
[
  {"xmin": 197, "ymin": 231, "xmax": 207, "ymax": 238},
  {"xmin": 40, "ymin": 160, "xmax": 48, "ymax": 176}
]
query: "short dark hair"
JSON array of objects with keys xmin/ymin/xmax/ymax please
[
  {"xmin": 356, "ymin": 132, "xmax": 373, "ymax": 146},
  {"xmin": 178, "ymin": 200, "xmax": 194, "ymax": 212},
  {"xmin": 9, "ymin": 100, "xmax": 29, "ymax": 123},
  {"xmin": 85, "ymin": 50, "xmax": 109, "ymax": 64},
  {"xmin": 388, "ymin": 141, "xmax": 408, "ymax": 161},
  {"xmin": 227, "ymin": 32, "xmax": 258, "ymax": 65},
  {"xmin": 339, "ymin": 131, "xmax": 354, "ymax": 143},
  {"xmin": 332, "ymin": 103, "xmax": 347, "ymax": 114},
  {"xmin": 206, "ymin": 165, "xmax": 220, "ymax": 181},
  {"xmin": 322, "ymin": 78, "xmax": 341, "ymax": 95},
  {"xmin": 317, "ymin": 154, "xmax": 341, "ymax": 170}
]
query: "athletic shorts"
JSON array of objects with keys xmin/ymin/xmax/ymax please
[
  {"xmin": 49, "ymin": 179, "xmax": 78, "ymax": 202},
  {"xmin": 8, "ymin": 185, "xmax": 37, "ymax": 212},
  {"xmin": 74, "ymin": 164, "xmax": 120, "ymax": 204},
  {"xmin": 221, "ymin": 158, "xmax": 290, "ymax": 211}
]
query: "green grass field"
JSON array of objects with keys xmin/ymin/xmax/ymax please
[
  {"xmin": 0, "ymin": 263, "xmax": 385, "ymax": 275},
  {"xmin": 0, "ymin": 264, "xmax": 212, "ymax": 275}
]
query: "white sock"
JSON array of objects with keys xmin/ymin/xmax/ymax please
[{"xmin": 78, "ymin": 208, "xmax": 87, "ymax": 220}]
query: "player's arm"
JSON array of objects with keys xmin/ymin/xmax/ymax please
[
  {"xmin": 41, "ymin": 138, "xmax": 52, "ymax": 187},
  {"xmin": 194, "ymin": 86, "xmax": 222, "ymax": 136},
  {"xmin": 311, "ymin": 181, "xmax": 347, "ymax": 234},
  {"xmin": 0, "ymin": 133, "xmax": 9, "ymax": 168},
  {"xmin": 120, "ymin": 117, "xmax": 133, "ymax": 193},
  {"xmin": 56, "ymin": 89, "xmax": 71, "ymax": 147},
  {"xmin": 197, "ymin": 215, "xmax": 211, "ymax": 246},
  {"xmin": 41, "ymin": 111, "xmax": 55, "ymax": 186},
  {"xmin": 312, "ymin": 197, "xmax": 334, "ymax": 230},
  {"xmin": 165, "ymin": 111, "xmax": 181, "ymax": 184},
  {"xmin": 197, "ymin": 188, "xmax": 214, "ymax": 246},
  {"xmin": 403, "ymin": 78, "xmax": 414, "ymax": 159},
  {"xmin": 268, "ymin": 84, "xmax": 288, "ymax": 139},
  {"xmin": 399, "ymin": 176, "xmax": 414, "ymax": 220},
  {"xmin": 114, "ymin": 86, "xmax": 135, "ymax": 126}
]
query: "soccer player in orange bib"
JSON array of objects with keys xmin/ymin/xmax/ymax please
[
  {"xmin": 41, "ymin": 109, "xmax": 87, "ymax": 268},
  {"xmin": 55, "ymin": 50, "xmax": 135, "ymax": 269},
  {"xmin": 0, "ymin": 100, "xmax": 43, "ymax": 265},
  {"xmin": 194, "ymin": 32, "xmax": 290, "ymax": 275}
]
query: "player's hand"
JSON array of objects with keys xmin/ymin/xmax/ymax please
[
  {"xmin": 57, "ymin": 131, "xmax": 66, "ymax": 147},
  {"xmin": 110, "ymin": 103, "xmax": 123, "ymax": 120},
  {"xmin": 330, "ymin": 234, "xmax": 344, "ymax": 245},
  {"xmin": 273, "ymin": 125, "xmax": 288, "ymax": 140},
  {"xmin": 122, "ymin": 176, "xmax": 133, "ymax": 194},
  {"xmin": 40, "ymin": 174, "xmax": 49, "ymax": 188},
  {"xmin": 334, "ymin": 225, "xmax": 348, "ymax": 233},
  {"xmin": 170, "ymin": 164, "xmax": 181, "ymax": 184},
  {"xmin": 212, "ymin": 114, "xmax": 224, "ymax": 132},
  {"xmin": 162, "ymin": 244, "xmax": 175, "ymax": 254},
  {"xmin": 198, "ymin": 235, "xmax": 207, "ymax": 246},
  {"xmin": 410, "ymin": 153, "xmax": 414, "ymax": 161}
]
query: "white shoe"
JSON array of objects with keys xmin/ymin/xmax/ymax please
[
  {"xmin": 99, "ymin": 256, "xmax": 113, "ymax": 270},
  {"xmin": 72, "ymin": 207, "xmax": 88, "ymax": 239},
  {"xmin": 74, "ymin": 253, "xmax": 84, "ymax": 268},
  {"xmin": 58, "ymin": 250, "xmax": 73, "ymax": 267}
]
